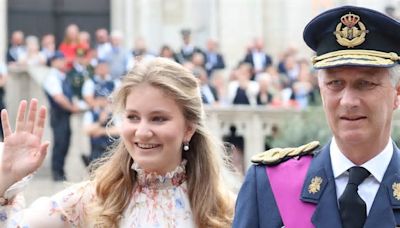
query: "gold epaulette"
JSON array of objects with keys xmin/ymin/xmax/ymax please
[{"xmin": 251, "ymin": 141, "xmax": 320, "ymax": 166}]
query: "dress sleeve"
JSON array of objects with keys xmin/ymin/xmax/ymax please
[
  {"xmin": 0, "ymin": 174, "xmax": 33, "ymax": 227},
  {"xmin": 1, "ymin": 181, "xmax": 95, "ymax": 228}
]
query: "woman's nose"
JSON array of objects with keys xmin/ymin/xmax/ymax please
[{"xmin": 135, "ymin": 121, "xmax": 153, "ymax": 139}]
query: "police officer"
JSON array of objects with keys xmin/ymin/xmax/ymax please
[
  {"xmin": 82, "ymin": 103, "xmax": 118, "ymax": 166},
  {"xmin": 44, "ymin": 52, "xmax": 80, "ymax": 181},
  {"xmin": 81, "ymin": 61, "xmax": 119, "ymax": 165},
  {"xmin": 233, "ymin": 5, "xmax": 400, "ymax": 228},
  {"xmin": 81, "ymin": 61, "xmax": 118, "ymax": 109},
  {"xmin": 67, "ymin": 47, "xmax": 92, "ymax": 101}
]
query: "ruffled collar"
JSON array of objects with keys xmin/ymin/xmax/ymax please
[{"xmin": 132, "ymin": 160, "xmax": 187, "ymax": 189}]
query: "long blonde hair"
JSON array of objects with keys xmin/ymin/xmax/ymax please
[{"xmin": 86, "ymin": 58, "xmax": 234, "ymax": 227}]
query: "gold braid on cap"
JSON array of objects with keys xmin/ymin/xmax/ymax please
[
  {"xmin": 312, "ymin": 50, "xmax": 400, "ymax": 68},
  {"xmin": 312, "ymin": 49, "xmax": 400, "ymax": 63}
]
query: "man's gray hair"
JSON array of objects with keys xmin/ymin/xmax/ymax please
[{"xmin": 389, "ymin": 64, "xmax": 400, "ymax": 87}]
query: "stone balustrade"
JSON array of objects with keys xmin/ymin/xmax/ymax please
[
  {"xmin": 204, "ymin": 105, "xmax": 302, "ymax": 168},
  {"xmin": 6, "ymin": 66, "xmax": 400, "ymax": 170}
]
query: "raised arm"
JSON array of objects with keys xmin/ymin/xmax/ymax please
[
  {"xmin": 0, "ymin": 101, "xmax": 101, "ymax": 227},
  {"xmin": 0, "ymin": 99, "xmax": 49, "ymax": 197}
]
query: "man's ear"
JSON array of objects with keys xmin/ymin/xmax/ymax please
[{"xmin": 394, "ymin": 85, "xmax": 400, "ymax": 110}]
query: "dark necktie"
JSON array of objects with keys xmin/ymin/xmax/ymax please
[{"xmin": 339, "ymin": 166, "xmax": 370, "ymax": 228}]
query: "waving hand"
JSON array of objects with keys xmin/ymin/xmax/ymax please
[{"xmin": 0, "ymin": 99, "xmax": 50, "ymax": 192}]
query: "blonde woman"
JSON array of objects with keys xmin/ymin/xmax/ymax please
[{"xmin": 0, "ymin": 57, "xmax": 234, "ymax": 227}]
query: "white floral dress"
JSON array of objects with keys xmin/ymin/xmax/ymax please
[{"xmin": 0, "ymin": 160, "xmax": 195, "ymax": 228}]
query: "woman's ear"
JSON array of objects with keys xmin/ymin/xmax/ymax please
[{"xmin": 184, "ymin": 122, "xmax": 196, "ymax": 141}]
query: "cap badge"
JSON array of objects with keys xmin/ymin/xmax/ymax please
[
  {"xmin": 308, "ymin": 176, "xmax": 323, "ymax": 194},
  {"xmin": 392, "ymin": 182, "xmax": 400, "ymax": 200},
  {"xmin": 334, "ymin": 12, "xmax": 368, "ymax": 48}
]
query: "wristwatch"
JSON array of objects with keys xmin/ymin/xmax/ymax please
[{"xmin": 0, "ymin": 195, "xmax": 9, "ymax": 206}]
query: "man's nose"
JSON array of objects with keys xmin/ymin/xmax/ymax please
[{"xmin": 340, "ymin": 87, "xmax": 361, "ymax": 108}]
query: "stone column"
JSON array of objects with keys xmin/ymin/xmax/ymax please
[
  {"xmin": 0, "ymin": 0, "xmax": 7, "ymax": 64},
  {"xmin": 159, "ymin": 0, "xmax": 185, "ymax": 50},
  {"xmin": 217, "ymin": 0, "xmax": 265, "ymax": 69},
  {"xmin": 244, "ymin": 114, "xmax": 264, "ymax": 168},
  {"xmin": 136, "ymin": 0, "xmax": 163, "ymax": 52},
  {"xmin": 263, "ymin": 0, "xmax": 315, "ymax": 59},
  {"xmin": 111, "ymin": 0, "xmax": 136, "ymax": 50},
  {"xmin": 209, "ymin": 0, "xmax": 219, "ymax": 39}
]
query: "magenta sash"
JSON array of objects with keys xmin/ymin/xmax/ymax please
[{"xmin": 266, "ymin": 156, "xmax": 315, "ymax": 228}]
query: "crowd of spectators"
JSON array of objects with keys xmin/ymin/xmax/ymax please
[
  {"xmin": 6, "ymin": 4, "xmax": 400, "ymax": 113},
  {"xmin": 6, "ymin": 24, "xmax": 321, "ymax": 113},
  {"xmin": 4, "ymin": 24, "xmax": 322, "ymax": 175}
]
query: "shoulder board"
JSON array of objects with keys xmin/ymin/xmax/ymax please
[{"xmin": 251, "ymin": 141, "xmax": 320, "ymax": 166}]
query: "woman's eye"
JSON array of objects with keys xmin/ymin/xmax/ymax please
[
  {"xmin": 126, "ymin": 115, "xmax": 139, "ymax": 121},
  {"xmin": 152, "ymin": 116, "xmax": 167, "ymax": 122}
]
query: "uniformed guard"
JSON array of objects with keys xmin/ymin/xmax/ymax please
[
  {"xmin": 43, "ymin": 51, "xmax": 80, "ymax": 181},
  {"xmin": 81, "ymin": 60, "xmax": 119, "ymax": 166},
  {"xmin": 67, "ymin": 47, "xmax": 92, "ymax": 100},
  {"xmin": 233, "ymin": 5, "xmax": 400, "ymax": 228},
  {"xmin": 82, "ymin": 60, "xmax": 117, "ymax": 109}
]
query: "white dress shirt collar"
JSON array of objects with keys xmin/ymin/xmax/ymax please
[{"xmin": 330, "ymin": 137, "xmax": 393, "ymax": 183}]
